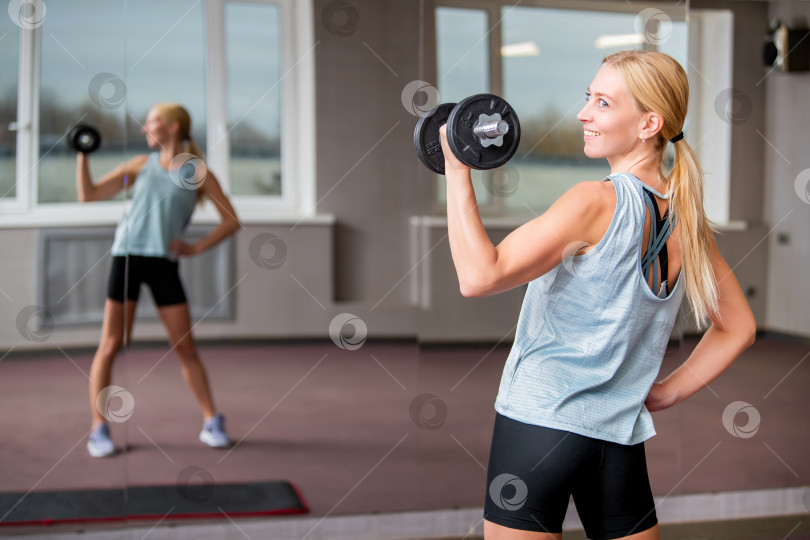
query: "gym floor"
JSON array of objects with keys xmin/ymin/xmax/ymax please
[{"xmin": 1, "ymin": 333, "xmax": 808, "ymax": 538}]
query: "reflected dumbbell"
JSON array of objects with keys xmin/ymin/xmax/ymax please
[
  {"xmin": 413, "ymin": 93, "xmax": 521, "ymax": 175},
  {"xmin": 67, "ymin": 124, "xmax": 102, "ymax": 154}
]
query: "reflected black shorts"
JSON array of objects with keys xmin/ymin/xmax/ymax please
[
  {"xmin": 107, "ymin": 255, "xmax": 187, "ymax": 307},
  {"xmin": 483, "ymin": 413, "xmax": 658, "ymax": 540}
]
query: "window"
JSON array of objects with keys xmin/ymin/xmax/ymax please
[
  {"xmin": 436, "ymin": 7, "xmax": 489, "ymax": 102},
  {"xmin": 435, "ymin": 7, "xmax": 495, "ymax": 210},
  {"xmin": 434, "ymin": 2, "xmax": 688, "ymax": 216},
  {"xmin": 37, "ymin": 1, "xmax": 205, "ymax": 205},
  {"xmin": 38, "ymin": 3, "xmax": 116, "ymax": 205},
  {"xmin": 0, "ymin": 0, "xmax": 315, "ymax": 224},
  {"xmin": 116, "ymin": 1, "xmax": 208, "ymax": 167},
  {"xmin": 225, "ymin": 2, "xmax": 283, "ymax": 197}
]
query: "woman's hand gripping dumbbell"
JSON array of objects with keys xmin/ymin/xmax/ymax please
[
  {"xmin": 413, "ymin": 93, "xmax": 521, "ymax": 174},
  {"xmin": 67, "ymin": 124, "xmax": 102, "ymax": 154}
]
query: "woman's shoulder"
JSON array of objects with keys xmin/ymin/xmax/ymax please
[
  {"xmin": 127, "ymin": 153, "xmax": 152, "ymax": 169},
  {"xmin": 114, "ymin": 153, "xmax": 152, "ymax": 181},
  {"xmin": 563, "ymin": 179, "xmax": 617, "ymax": 212},
  {"xmin": 545, "ymin": 179, "xmax": 617, "ymax": 241}
]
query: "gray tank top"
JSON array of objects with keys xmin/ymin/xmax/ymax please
[{"xmin": 494, "ymin": 172, "xmax": 685, "ymax": 445}]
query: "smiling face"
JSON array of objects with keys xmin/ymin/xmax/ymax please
[
  {"xmin": 576, "ymin": 64, "xmax": 655, "ymax": 167},
  {"xmin": 141, "ymin": 107, "xmax": 178, "ymax": 149}
]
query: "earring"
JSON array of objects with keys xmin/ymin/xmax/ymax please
[{"xmin": 641, "ymin": 138, "xmax": 646, "ymax": 143}]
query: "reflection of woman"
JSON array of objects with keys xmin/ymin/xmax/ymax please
[
  {"xmin": 76, "ymin": 103, "xmax": 240, "ymax": 458},
  {"xmin": 441, "ymin": 51, "xmax": 756, "ymax": 539}
]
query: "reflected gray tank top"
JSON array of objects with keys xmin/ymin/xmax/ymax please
[{"xmin": 111, "ymin": 153, "xmax": 198, "ymax": 259}]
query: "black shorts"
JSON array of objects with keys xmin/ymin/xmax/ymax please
[
  {"xmin": 107, "ymin": 255, "xmax": 187, "ymax": 307},
  {"xmin": 484, "ymin": 413, "xmax": 658, "ymax": 540}
]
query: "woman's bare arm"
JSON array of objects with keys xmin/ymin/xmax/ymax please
[
  {"xmin": 169, "ymin": 171, "xmax": 241, "ymax": 256},
  {"xmin": 76, "ymin": 154, "xmax": 148, "ymax": 202},
  {"xmin": 440, "ymin": 124, "xmax": 615, "ymax": 297},
  {"xmin": 645, "ymin": 238, "xmax": 757, "ymax": 412}
]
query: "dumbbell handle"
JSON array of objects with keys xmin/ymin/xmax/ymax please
[
  {"xmin": 67, "ymin": 124, "xmax": 101, "ymax": 154},
  {"xmin": 474, "ymin": 119, "xmax": 509, "ymax": 140},
  {"xmin": 76, "ymin": 133, "xmax": 94, "ymax": 147}
]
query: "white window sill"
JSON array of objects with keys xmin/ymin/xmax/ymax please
[{"xmin": 0, "ymin": 202, "xmax": 335, "ymax": 229}]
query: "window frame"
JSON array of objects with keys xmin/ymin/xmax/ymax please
[
  {"xmin": 2, "ymin": 7, "xmax": 38, "ymax": 216},
  {"xmin": 0, "ymin": 0, "xmax": 316, "ymax": 227},
  {"xmin": 206, "ymin": 0, "xmax": 317, "ymax": 221}
]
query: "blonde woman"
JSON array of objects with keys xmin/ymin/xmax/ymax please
[
  {"xmin": 440, "ymin": 51, "xmax": 756, "ymax": 539},
  {"xmin": 76, "ymin": 103, "xmax": 240, "ymax": 457}
]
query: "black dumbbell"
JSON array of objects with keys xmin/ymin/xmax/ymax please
[
  {"xmin": 414, "ymin": 93, "xmax": 521, "ymax": 174},
  {"xmin": 67, "ymin": 124, "xmax": 101, "ymax": 154}
]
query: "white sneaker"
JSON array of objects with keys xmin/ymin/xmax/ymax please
[
  {"xmin": 87, "ymin": 423, "xmax": 115, "ymax": 457},
  {"xmin": 199, "ymin": 413, "xmax": 230, "ymax": 448}
]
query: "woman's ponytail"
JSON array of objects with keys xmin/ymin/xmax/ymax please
[
  {"xmin": 603, "ymin": 50, "xmax": 720, "ymax": 328},
  {"xmin": 151, "ymin": 102, "xmax": 207, "ymax": 202},
  {"xmin": 668, "ymin": 138, "xmax": 719, "ymax": 327},
  {"xmin": 186, "ymin": 138, "xmax": 205, "ymax": 161}
]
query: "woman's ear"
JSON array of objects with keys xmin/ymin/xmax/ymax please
[
  {"xmin": 168, "ymin": 120, "xmax": 181, "ymax": 138},
  {"xmin": 639, "ymin": 112, "xmax": 664, "ymax": 141}
]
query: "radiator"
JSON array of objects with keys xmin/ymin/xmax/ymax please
[{"xmin": 38, "ymin": 227, "xmax": 234, "ymax": 326}]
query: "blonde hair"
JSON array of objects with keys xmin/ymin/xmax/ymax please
[
  {"xmin": 151, "ymin": 102, "xmax": 206, "ymax": 202},
  {"xmin": 603, "ymin": 50, "xmax": 718, "ymax": 328},
  {"xmin": 151, "ymin": 102, "xmax": 205, "ymax": 159}
]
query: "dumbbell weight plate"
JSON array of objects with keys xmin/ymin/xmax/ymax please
[
  {"xmin": 445, "ymin": 94, "xmax": 520, "ymax": 170},
  {"xmin": 413, "ymin": 102, "xmax": 456, "ymax": 175},
  {"xmin": 68, "ymin": 124, "xmax": 101, "ymax": 154}
]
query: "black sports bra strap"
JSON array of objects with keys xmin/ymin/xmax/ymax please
[{"xmin": 641, "ymin": 188, "xmax": 670, "ymax": 292}]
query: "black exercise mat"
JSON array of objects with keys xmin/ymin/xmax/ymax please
[{"xmin": 0, "ymin": 481, "xmax": 308, "ymax": 525}]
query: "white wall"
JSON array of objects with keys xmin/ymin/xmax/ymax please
[{"xmin": 763, "ymin": 1, "xmax": 810, "ymax": 335}]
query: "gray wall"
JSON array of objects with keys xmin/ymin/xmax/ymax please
[
  {"xmin": 315, "ymin": 0, "xmax": 425, "ymax": 305},
  {"xmin": 2, "ymin": 0, "xmax": 805, "ymax": 352},
  {"xmin": 764, "ymin": 0, "xmax": 810, "ymax": 335}
]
